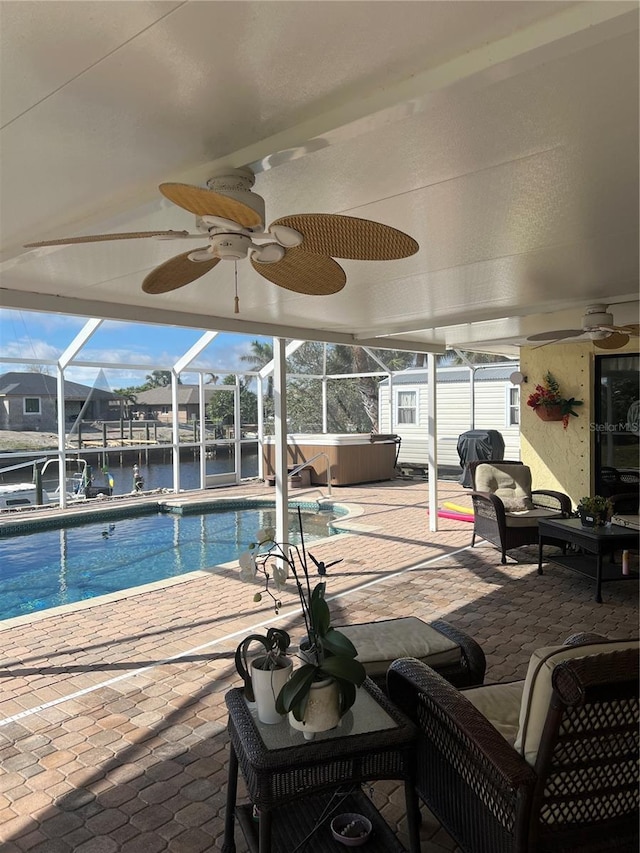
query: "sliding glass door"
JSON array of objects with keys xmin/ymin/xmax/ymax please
[{"xmin": 594, "ymin": 353, "xmax": 639, "ymax": 496}]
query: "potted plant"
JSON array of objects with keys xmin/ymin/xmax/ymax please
[
  {"xmin": 526, "ymin": 372, "xmax": 583, "ymax": 429},
  {"xmin": 234, "ymin": 628, "xmax": 292, "ymax": 724},
  {"xmin": 577, "ymin": 495, "xmax": 613, "ymax": 528},
  {"xmin": 237, "ymin": 508, "xmax": 366, "ymax": 739}
]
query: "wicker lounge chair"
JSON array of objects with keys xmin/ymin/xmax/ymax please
[
  {"xmin": 387, "ymin": 635, "xmax": 639, "ymax": 853},
  {"xmin": 469, "ymin": 461, "xmax": 572, "ymax": 564}
]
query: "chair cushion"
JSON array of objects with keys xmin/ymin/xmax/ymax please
[
  {"xmin": 475, "ymin": 463, "xmax": 533, "ymax": 511},
  {"xmin": 514, "ymin": 639, "xmax": 640, "ymax": 766},
  {"xmin": 463, "ymin": 681, "xmax": 524, "ymax": 746},
  {"xmin": 504, "ymin": 508, "xmax": 564, "ymax": 527},
  {"xmin": 338, "ymin": 617, "xmax": 461, "ymax": 677}
]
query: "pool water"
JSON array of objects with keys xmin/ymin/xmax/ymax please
[{"xmin": 0, "ymin": 505, "xmax": 344, "ymax": 620}]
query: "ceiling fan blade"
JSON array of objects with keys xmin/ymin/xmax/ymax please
[
  {"xmin": 24, "ymin": 230, "xmax": 196, "ymax": 248},
  {"xmin": 613, "ymin": 323, "xmax": 640, "ymax": 336},
  {"xmin": 251, "ymin": 247, "xmax": 346, "ymax": 295},
  {"xmin": 142, "ymin": 248, "xmax": 220, "ymax": 294},
  {"xmin": 270, "ymin": 214, "xmax": 418, "ymax": 260},
  {"xmin": 526, "ymin": 329, "xmax": 583, "ymax": 342},
  {"xmin": 593, "ymin": 332, "xmax": 630, "ymax": 350},
  {"xmin": 159, "ymin": 183, "xmax": 262, "ymax": 227}
]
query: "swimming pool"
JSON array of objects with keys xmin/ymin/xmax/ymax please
[{"xmin": 0, "ymin": 502, "xmax": 346, "ymax": 621}]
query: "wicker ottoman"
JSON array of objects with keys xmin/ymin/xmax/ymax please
[{"xmin": 337, "ymin": 617, "xmax": 486, "ymax": 690}]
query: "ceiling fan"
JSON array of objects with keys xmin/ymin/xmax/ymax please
[
  {"xmin": 24, "ymin": 168, "xmax": 419, "ymax": 308},
  {"xmin": 526, "ymin": 304, "xmax": 640, "ymax": 350}
]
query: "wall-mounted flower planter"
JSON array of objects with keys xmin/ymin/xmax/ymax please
[{"xmin": 535, "ymin": 405, "xmax": 563, "ymax": 422}]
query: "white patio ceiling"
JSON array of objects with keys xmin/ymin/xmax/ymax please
[{"xmin": 1, "ymin": 1, "xmax": 638, "ymax": 356}]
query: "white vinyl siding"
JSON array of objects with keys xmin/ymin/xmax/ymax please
[{"xmin": 379, "ymin": 373, "xmax": 521, "ymax": 468}]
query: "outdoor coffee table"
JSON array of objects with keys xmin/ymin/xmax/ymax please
[
  {"xmin": 538, "ymin": 517, "xmax": 639, "ymax": 603},
  {"xmin": 222, "ymin": 678, "xmax": 420, "ymax": 853}
]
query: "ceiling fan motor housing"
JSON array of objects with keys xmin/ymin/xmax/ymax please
[
  {"xmin": 206, "ymin": 168, "xmax": 265, "ymax": 229},
  {"xmin": 211, "ymin": 232, "xmax": 254, "ymax": 261},
  {"xmin": 583, "ymin": 304, "xmax": 613, "ymax": 329}
]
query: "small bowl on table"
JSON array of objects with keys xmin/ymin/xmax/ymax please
[{"xmin": 330, "ymin": 812, "xmax": 372, "ymax": 846}]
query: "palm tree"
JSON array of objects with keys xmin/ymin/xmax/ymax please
[
  {"xmin": 144, "ymin": 370, "xmax": 181, "ymax": 388},
  {"xmin": 114, "ymin": 387, "xmax": 138, "ymax": 419},
  {"xmin": 240, "ymin": 340, "xmax": 274, "ymax": 397}
]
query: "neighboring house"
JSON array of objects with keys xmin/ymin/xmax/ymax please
[
  {"xmin": 378, "ymin": 365, "xmax": 521, "ymax": 470},
  {"xmin": 0, "ymin": 372, "xmax": 121, "ymax": 432},
  {"xmin": 134, "ymin": 385, "xmax": 218, "ymax": 424}
]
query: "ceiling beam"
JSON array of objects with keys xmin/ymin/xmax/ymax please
[
  {"xmin": 353, "ymin": 293, "xmax": 640, "ymax": 340},
  {"xmin": 0, "ymin": 288, "xmax": 446, "ymax": 355}
]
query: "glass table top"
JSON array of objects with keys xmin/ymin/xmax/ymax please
[{"xmin": 245, "ymin": 683, "xmax": 398, "ymax": 751}]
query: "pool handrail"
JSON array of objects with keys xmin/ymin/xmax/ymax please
[{"xmin": 288, "ymin": 452, "xmax": 332, "ymax": 496}]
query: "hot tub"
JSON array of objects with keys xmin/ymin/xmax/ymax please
[{"xmin": 263, "ymin": 433, "xmax": 399, "ymax": 486}]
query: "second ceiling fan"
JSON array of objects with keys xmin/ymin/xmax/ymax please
[{"xmin": 527, "ymin": 304, "xmax": 639, "ymax": 350}]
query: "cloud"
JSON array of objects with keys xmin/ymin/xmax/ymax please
[
  {"xmin": 0, "ymin": 309, "xmax": 86, "ymax": 334},
  {"xmin": 0, "ymin": 313, "xmax": 272, "ymax": 379},
  {"xmin": 192, "ymin": 337, "xmax": 267, "ymax": 372},
  {"xmin": 81, "ymin": 346, "xmax": 155, "ymax": 365},
  {"xmin": 64, "ymin": 367, "xmax": 155, "ymax": 388},
  {"xmin": 0, "ymin": 338, "xmax": 60, "ymax": 363}
]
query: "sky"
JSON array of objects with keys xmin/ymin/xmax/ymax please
[{"xmin": 0, "ymin": 308, "xmax": 269, "ymax": 390}]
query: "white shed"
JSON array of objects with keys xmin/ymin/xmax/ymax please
[{"xmin": 378, "ymin": 365, "xmax": 521, "ymax": 472}]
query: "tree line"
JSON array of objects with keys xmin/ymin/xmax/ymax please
[{"xmin": 114, "ymin": 346, "xmax": 506, "ymax": 433}]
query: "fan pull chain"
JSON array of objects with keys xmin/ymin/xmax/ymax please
[{"xmin": 234, "ymin": 262, "xmax": 240, "ymax": 314}]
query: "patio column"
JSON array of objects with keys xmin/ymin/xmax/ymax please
[
  {"xmin": 257, "ymin": 379, "xmax": 264, "ymax": 480},
  {"xmin": 198, "ymin": 374, "xmax": 206, "ymax": 489},
  {"xmin": 469, "ymin": 366, "xmax": 476, "ymax": 429},
  {"xmin": 56, "ymin": 367, "xmax": 67, "ymax": 509},
  {"xmin": 171, "ymin": 371, "xmax": 180, "ymax": 493},
  {"xmin": 233, "ymin": 374, "xmax": 241, "ymax": 484},
  {"xmin": 427, "ymin": 353, "xmax": 438, "ymax": 532},
  {"xmin": 322, "ymin": 343, "xmax": 328, "ymax": 433},
  {"xmin": 273, "ymin": 338, "xmax": 289, "ymax": 546}
]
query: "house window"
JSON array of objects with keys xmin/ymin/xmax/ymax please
[
  {"xmin": 396, "ymin": 389, "xmax": 417, "ymax": 424},
  {"xmin": 24, "ymin": 397, "xmax": 41, "ymax": 415},
  {"xmin": 507, "ymin": 387, "xmax": 520, "ymax": 426}
]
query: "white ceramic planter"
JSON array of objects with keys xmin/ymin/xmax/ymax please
[
  {"xmin": 289, "ymin": 677, "xmax": 341, "ymax": 740},
  {"xmin": 251, "ymin": 656, "xmax": 292, "ymax": 725}
]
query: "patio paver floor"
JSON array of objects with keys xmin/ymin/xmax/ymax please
[{"xmin": 0, "ymin": 479, "xmax": 637, "ymax": 852}]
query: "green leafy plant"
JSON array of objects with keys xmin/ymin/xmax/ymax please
[
  {"xmin": 577, "ymin": 495, "xmax": 613, "ymax": 518},
  {"xmin": 234, "ymin": 628, "xmax": 291, "ymax": 702},
  {"xmin": 237, "ymin": 508, "xmax": 366, "ymax": 722},
  {"xmin": 526, "ymin": 372, "xmax": 583, "ymax": 429}
]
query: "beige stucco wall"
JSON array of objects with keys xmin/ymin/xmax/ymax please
[{"xmin": 520, "ymin": 339, "xmax": 638, "ymax": 505}]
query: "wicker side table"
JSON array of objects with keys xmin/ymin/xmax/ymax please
[
  {"xmin": 236, "ymin": 789, "xmax": 406, "ymax": 852},
  {"xmin": 223, "ymin": 678, "xmax": 420, "ymax": 853}
]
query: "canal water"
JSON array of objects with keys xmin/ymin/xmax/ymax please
[
  {"xmin": 0, "ymin": 444, "xmax": 260, "ymax": 497},
  {"xmin": 105, "ymin": 445, "xmax": 259, "ymax": 494}
]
